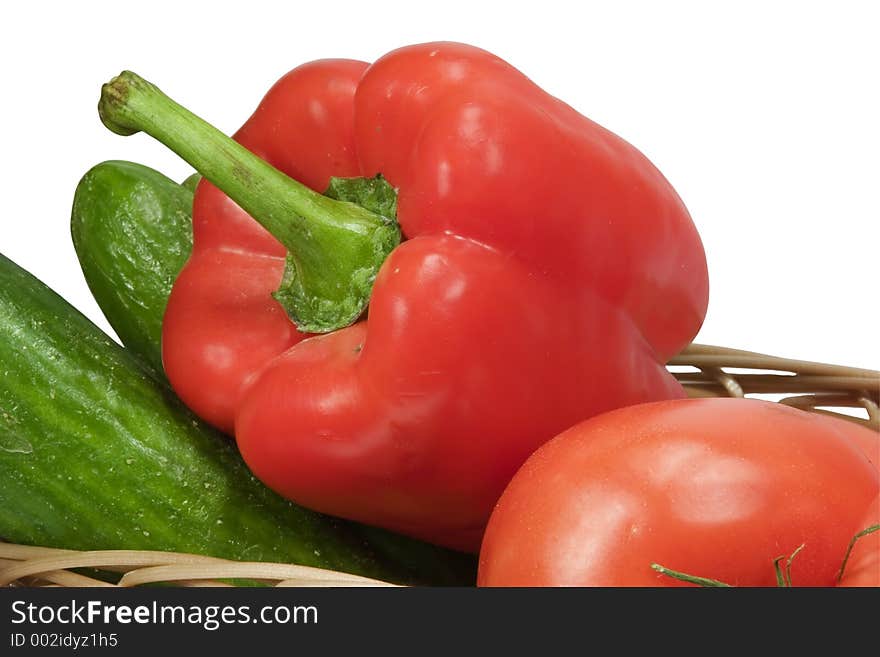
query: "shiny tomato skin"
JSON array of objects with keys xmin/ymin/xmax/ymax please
[
  {"xmin": 836, "ymin": 417, "xmax": 880, "ymax": 468},
  {"xmin": 478, "ymin": 398, "xmax": 879, "ymax": 587}
]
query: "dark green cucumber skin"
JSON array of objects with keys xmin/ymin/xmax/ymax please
[
  {"xmin": 0, "ymin": 252, "xmax": 475, "ymax": 585},
  {"xmin": 71, "ymin": 161, "xmax": 194, "ymax": 377}
]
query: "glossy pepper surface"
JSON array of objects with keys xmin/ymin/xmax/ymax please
[{"xmin": 101, "ymin": 43, "xmax": 709, "ymax": 552}]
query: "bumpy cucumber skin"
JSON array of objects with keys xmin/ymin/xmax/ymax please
[
  {"xmin": 0, "ymin": 252, "xmax": 475, "ymax": 585},
  {"xmin": 71, "ymin": 161, "xmax": 194, "ymax": 377}
]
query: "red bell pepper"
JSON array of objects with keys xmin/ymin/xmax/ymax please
[{"xmin": 99, "ymin": 42, "xmax": 709, "ymax": 552}]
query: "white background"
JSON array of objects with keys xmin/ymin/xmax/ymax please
[{"xmin": 1, "ymin": 1, "xmax": 877, "ymax": 369}]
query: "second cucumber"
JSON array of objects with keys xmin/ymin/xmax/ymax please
[{"xmin": 71, "ymin": 160, "xmax": 194, "ymax": 377}]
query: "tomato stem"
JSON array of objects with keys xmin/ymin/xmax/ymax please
[
  {"xmin": 650, "ymin": 563, "xmax": 731, "ymax": 587},
  {"xmin": 655, "ymin": 543, "xmax": 808, "ymax": 588},
  {"xmin": 836, "ymin": 523, "xmax": 880, "ymax": 583},
  {"xmin": 773, "ymin": 556, "xmax": 786, "ymax": 587},
  {"xmin": 772, "ymin": 543, "xmax": 805, "ymax": 587}
]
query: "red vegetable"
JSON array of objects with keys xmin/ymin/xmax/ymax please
[
  {"xmin": 98, "ymin": 43, "xmax": 708, "ymax": 551},
  {"xmin": 478, "ymin": 399, "xmax": 879, "ymax": 585}
]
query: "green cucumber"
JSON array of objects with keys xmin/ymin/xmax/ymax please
[
  {"xmin": 71, "ymin": 160, "xmax": 194, "ymax": 377},
  {"xmin": 0, "ymin": 252, "xmax": 475, "ymax": 584},
  {"xmin": 181, "ymin": 172, "xmax": 201, "ymax": 193}
]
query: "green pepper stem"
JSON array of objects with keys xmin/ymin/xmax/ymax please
[{"xmin": 98, "ymin": 71, "xmax": 400, "ymax": 333}]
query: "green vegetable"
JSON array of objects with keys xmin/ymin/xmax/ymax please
[
  {"xmin": 181, "ymin": 172, "xmax": 201, "ymax": 193},
  {"xmin": 71, "ymin": 160, "xmax": 194, "ymax": 376},
  {"xmin": 0, "ymin": 251, "xmax": 475, "ymax": 584}
]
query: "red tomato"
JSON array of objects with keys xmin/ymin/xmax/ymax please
[
  {"xmin": 478, "ymin": 398, "xmax": 879, "ymax": 587},
  {"xmin": 837, "ymin": 417, "xmax": 880, "ymax": 468}
]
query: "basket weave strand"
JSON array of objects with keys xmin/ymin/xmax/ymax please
[{"xmin": 671, "ymin": 344, "xmax": 879, "ymax": 429}]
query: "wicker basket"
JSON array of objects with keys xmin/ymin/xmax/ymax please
[{"xmin": 3, "ymin": 343, "xmax": 877, "ymax": 587}]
